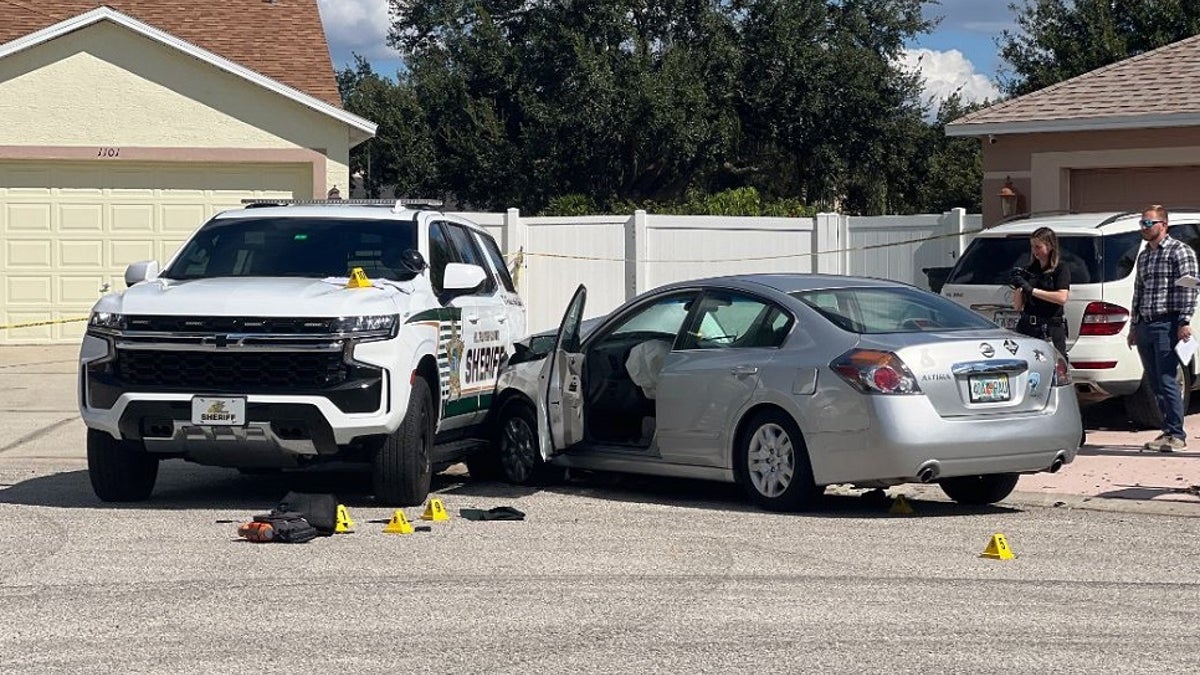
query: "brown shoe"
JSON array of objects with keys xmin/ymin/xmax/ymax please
[
  {"xmin": 1159, "ymin": 436, "xmax": 1187, "ymax": 453},
  {"xmin": 1143, "ymin": 433, "xmax": 1170, "ymax": 451}
]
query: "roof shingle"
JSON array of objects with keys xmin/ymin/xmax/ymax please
[
  {"xmin": 0, "ymin": 0, "xmax": 342, "ymax": 108},
  {"xmin": 948, "ymin": 32, "xmax": 1200, "ymax": 133}
]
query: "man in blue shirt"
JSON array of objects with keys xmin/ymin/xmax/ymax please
[{"xmin": 1128, "ymin": 204, "xmax": 1199, "ymax": 452}]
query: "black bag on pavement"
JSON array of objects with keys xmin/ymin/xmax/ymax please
[
  {"xmin": 252, "ymin": 511, "xmax": 319, "ymax": 544},
  {"xmin": 275, "ymin": 491, "xmax": 338, "ymax": 536}
]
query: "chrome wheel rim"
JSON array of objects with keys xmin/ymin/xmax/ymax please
[
  {"xmin": 747, "ymin": 423, "xmax": 795, "ymax": 498},
  {"xmin": 500, "ymin": 415, "xmax": 536, "ymax": 482}
]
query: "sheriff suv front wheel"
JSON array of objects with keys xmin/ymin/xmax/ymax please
[
  {"xmin": 87, "ymin": 429, "xmax": 159, "ymax": 502},
  {"xmin": 372, "ymin": 377, "xmax": 434, "ymax": 506}
]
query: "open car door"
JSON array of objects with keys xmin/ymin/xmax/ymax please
[{"xmin": 539, "ymin": 284, "xmax": 587, "ymax": 457}]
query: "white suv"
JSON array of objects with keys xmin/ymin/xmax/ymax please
[
  {"xmin": 941, "ymin": 210, "xmax": 1200, "ymax": 428},
  {"xmin": 79, "ymin": 200, "xmax": 526, "ymax": 505}
]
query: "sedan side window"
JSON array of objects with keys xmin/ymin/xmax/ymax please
[
  {"xmin": 600, "ymin": 293, "xmax": 699, "ymax": 346},
  {"xmin": 679, "ymin": 291, "xmax": 793, "ymax": 350}
]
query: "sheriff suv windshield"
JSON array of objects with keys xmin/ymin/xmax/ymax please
[{"xmin": 161, "ymin": 217, "xmax": 419, "ymax": 281}]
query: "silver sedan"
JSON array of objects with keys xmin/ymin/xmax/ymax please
[{"xmin": 485, "ymin": 274, "xmax": 1082, "ymax": 511}]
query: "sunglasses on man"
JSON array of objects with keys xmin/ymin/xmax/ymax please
[{"xmin": 1140, "ymin": 218, "xmax": 1165, "ymax": 228}]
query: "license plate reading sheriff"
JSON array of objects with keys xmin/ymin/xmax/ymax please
[
  {"xmin": 969, "ymin": 375, "xmax": 1010, "ymax": 403},
  {"xmin": 993, "ymin": 310, "xmax": 1020, "ymax": 331},
  {"xmin": 191, "ymin": 396, "xmax": 246, "ymax": 426}
]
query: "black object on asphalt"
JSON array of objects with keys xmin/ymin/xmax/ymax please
[{"xmin": 459, "ymin": 506, "xmax": 526, "ymax": 521}]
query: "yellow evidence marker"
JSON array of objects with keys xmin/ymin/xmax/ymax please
[
  {"xmin": 888, "ymin": 494, "xmax": 914, "ymax": 515},
  {"xmin": 979, "ymin": 533, "xmax": 1015, "ymax": 560},
  {"xmin": 345, "ymin": 267, "xmax": 372, "ymax": 289},
  {"xmin": 420, "ymin": 498, "xmax": 450, "ymax": 522},
  {"xmin": 335, "ymin": 504, "xmax": 356, "ymax": 533},
  {"xmin": 383, "ymin": 510, "xmax": 415, "ymax": 535}
]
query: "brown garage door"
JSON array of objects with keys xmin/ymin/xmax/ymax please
[{"xmin": 1070, "ymin": 166, "xmax": 1200, "ymax": 212}]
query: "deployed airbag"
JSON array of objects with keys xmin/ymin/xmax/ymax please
[{"xmin": 625, "ymin": 339, "xmax": 671, "ymax": 399}]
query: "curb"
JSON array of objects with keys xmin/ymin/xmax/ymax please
[{"xmin": 901, "ymin": 484, "xmax": 1200, "ymax": 518}]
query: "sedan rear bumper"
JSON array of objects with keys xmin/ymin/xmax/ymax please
[{"xmin": 805, "ymin": 388, "xmax": 1082, "ymax": 486}]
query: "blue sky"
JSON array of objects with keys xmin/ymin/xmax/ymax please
[{"xmin": 317, "ymin": 0, "xmax": 1015, "ymax": 108}]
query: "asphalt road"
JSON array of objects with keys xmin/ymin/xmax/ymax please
[
  {"xmin": 1, "ymin": 457, "xmax": 1199, "ymax": 674},
  {"xmin": 2, "ymin": 347, "xmax": 1199, "ymax": 673}
]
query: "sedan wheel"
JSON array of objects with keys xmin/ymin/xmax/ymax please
[
  {"xmin": 497, "ymin": 403, "xmax": 562, "ymax": 486},
  {"xmin": 735, "ymin": 410, "xmax": 822, "ymax": 511}
]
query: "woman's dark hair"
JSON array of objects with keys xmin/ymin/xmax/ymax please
[{"xmin": 1031, "ymin": 226, "xmax": 1060, "ymax": 272}]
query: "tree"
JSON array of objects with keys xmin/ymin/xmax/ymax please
[
  {"xmin": 383, "ymin": 0, "xmax": 936, "ymax": 214},
  {"xmin": 337, "ymin": 56, "xmax": 439, "ymax": 199},
  {"xmin": 999, "ymin": 0, "xmax": 1200, "ymax": 97}
]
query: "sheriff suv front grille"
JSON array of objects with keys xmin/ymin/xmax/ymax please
[
  {"xmin": 116, "ymin": 350, "xmax": 348, "ymax": 389},
  {"xmin": 124, "ymin": 315, "xmax": 337, "ymax": 334}
]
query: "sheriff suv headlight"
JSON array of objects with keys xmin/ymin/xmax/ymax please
[
  {"xmin": 332, "ymin": 314, "xmax": 399, "ymax": 337},
  {"xmin": 88, "ymin": 312, "xmax": 126, "ymax": 331}
]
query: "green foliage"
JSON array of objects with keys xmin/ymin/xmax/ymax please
[
  {"xmin": 999, "ymin": 0, "xmax": 1200, "ymax": 97},
  {"xmin": 332, "ymin": 0, "xmax": 975, "ymax": 215}
]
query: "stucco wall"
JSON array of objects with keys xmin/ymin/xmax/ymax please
[
  {"xmin": 0, "ymin": 21, "xmax": 351, "ymax": 192},
  {"xmin": 978, "ymin": 127, "xmax": 1200, "ymax": 226}
]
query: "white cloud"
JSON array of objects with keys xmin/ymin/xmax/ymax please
[
  {"xmin": 901, "ymin": 47, "xmax": 1001, "ymax": 109},
  {"xmin": 316, "ymin": 0, "xmax": 401, "ymax": 62}
]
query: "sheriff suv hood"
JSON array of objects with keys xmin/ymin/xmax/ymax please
[{"xmin": 93, "ymin": 277, "xmax": 415, "ymax": 318}]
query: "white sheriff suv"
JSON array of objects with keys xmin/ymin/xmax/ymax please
[{"xmin": 79, "ymin": 199, "xmax": 526, "ymax": 505}]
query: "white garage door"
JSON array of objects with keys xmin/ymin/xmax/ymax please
[
  {"xmin": 1069, "ymin": 166, "xmax": 1200, "ymax": 213},
  {"xmin": 0, "ymin": 161, "xmax": 310, "ymax": 344}
]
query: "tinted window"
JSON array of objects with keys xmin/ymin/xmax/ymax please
[
  {"xmin": 428, "ymin": 223, "xmax": 456, "ymax": 290},
  {"xmin": 680, "ymin": 291, "xmax": 792, "ymax": 349},
  {"xmin": 945, "ymin": 233, "xmax": 1140, "ymax": 285},
  {"xmin": 162, "ymin": 217, "xmax": 417, "ymax": 281},
  {"xmin": 444, "ymin": 224, "xmax": 496, "ymax": 294},
  {"xmin": 477, "ymin": 232, "xmax": 517, "ymax": 292},
  {"xmin": 791, "ymin": 287, "xmax": 995, "ymax": 334}
]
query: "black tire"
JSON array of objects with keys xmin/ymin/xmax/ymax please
[
  {"xmin": 496, "ymin": 402, "xmax": 563, "ymax": 486},
  {"xmin": 87, "ymin": 428, "xmax": 158, "ymax": 502},
  {"xmin": 938, "ymin": 473, "xmax": 1019, "ymax": 505},
  {"xmin": 734, "ymin": 410, "xmax": 822, "ymax": 512},
  {"xmin": 372, "ymin": 377, "xmax": 434, "ymax": 506},
  {"xmin": 1124, "ymin": 365, "xmax": 1191, "ymax": 430}
]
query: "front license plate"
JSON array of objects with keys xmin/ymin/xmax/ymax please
[
  {"xmin": 969, "ymin": 375, "xmax": 1010, "ymax": 403},
  {"xmin": 191, "ymin": 396, "xmax": 246, "ymax": 426},
  {"xmin": 993, "ymin": 310, "xmax": 1020, "ymax": 331}
]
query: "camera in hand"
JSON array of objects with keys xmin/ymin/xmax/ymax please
[{"xmin": 1008, "ymin": 266, "xmax": 1032, "ymax": 289}]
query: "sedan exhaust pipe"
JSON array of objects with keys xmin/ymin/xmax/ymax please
[
  {"xmin": 917, "ymin": 462, "xmax": 940, "ymax": 483},
  {"xmin": 1049, "ymin": 454, "xmax": 1065, "ymax": 474}
]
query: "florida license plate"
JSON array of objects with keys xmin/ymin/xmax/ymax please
[
  {"xmin": 969, "ymin": 375, "xmax": 1010, "ymax": 403},
  {"xmin": 191, "ymin": 396, "xmax": 246, "ymax": 426},
  {"xmin": 993, "ymin": 310, "xmax": 1020, "ymax": 331}
]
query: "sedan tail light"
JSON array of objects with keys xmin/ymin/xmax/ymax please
[
  {"xmin": 1079, "ymin": 301, "xmax": 1129, "ymax": 336},
  {"xmin": 1052, "ymin": 356, "xmax": 1071, "ymax": 386},
  {"xmin": 831, "ymin": 349, "xmax": 922, "ymax": 395}
]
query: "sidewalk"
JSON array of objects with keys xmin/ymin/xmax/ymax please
[{"xmin": 2, "ymin": 345, "xmax": 1199, "ymax": 514}]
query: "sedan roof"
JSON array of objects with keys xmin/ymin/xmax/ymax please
[{"xmin": 656, "ymin": 273, "xmax": 909, "ymax": 295}]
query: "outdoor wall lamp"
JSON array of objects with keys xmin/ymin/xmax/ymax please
[{"xmin": 998, "ymin": 176, "xmax": 1020, "ymax": 218}]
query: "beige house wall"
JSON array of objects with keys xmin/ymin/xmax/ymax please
[
  {"xmin": 0, "ymin": 21, "xmax": 351, "ymax": 192},
  {"xmin": 979, "ymin": 127, "xmax": 1200, "ymax": 226}
]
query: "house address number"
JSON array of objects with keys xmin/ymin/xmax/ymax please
[{"xmin": 96, "ymin": 147, "xmax": 120, "ymax": 158}]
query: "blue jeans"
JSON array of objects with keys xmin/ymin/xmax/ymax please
[{"xmin": 1134, "ymin": 317, "xmax": 1185, "ymax": 439}]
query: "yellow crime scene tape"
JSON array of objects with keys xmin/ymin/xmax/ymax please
[{"xmin": 0, "ymin": 316, "xmax": 89, "ymax": 331}]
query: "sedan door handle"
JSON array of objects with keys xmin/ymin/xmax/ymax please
[{"xmin": 731, "ymin": 366, "xmax": 759, "ymax": 377}]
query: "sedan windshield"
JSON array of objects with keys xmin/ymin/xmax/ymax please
[
  {"xmin": 161, "ymin": 217, "xmax": 419, "ymax": 281},
  {"xmin": 791, "ymin": 286, "xmax": 996, "ymax": 334}
]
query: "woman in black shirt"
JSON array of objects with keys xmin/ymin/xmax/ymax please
[{"xmin": 1011, "ymin": 226, "xmax": 1071, "ymax": 357}]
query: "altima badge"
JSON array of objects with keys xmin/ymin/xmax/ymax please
[
  {"xmin": 1033, "ymin": 349, "xmax": 1046, "ymax": 362},
  {"xmin": 980, "ymin": 343, "xmax": 995, "ymax": 358},
  {"xmin": 1004, "ymin": 339, "xmax": 1018, "ymax": 355}
]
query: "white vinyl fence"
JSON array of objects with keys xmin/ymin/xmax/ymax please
[{"xmin": 454, "ymin": 208, "xmax": 981, "ymax": 333}]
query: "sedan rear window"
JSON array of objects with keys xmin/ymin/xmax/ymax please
[
  {"xmin": 791, "ymin": 287, "xmax": 995, "ymax": 334},
  {"xmin": 945, "ymin": 232, "xmax": 1142, "ymax": 285}
]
